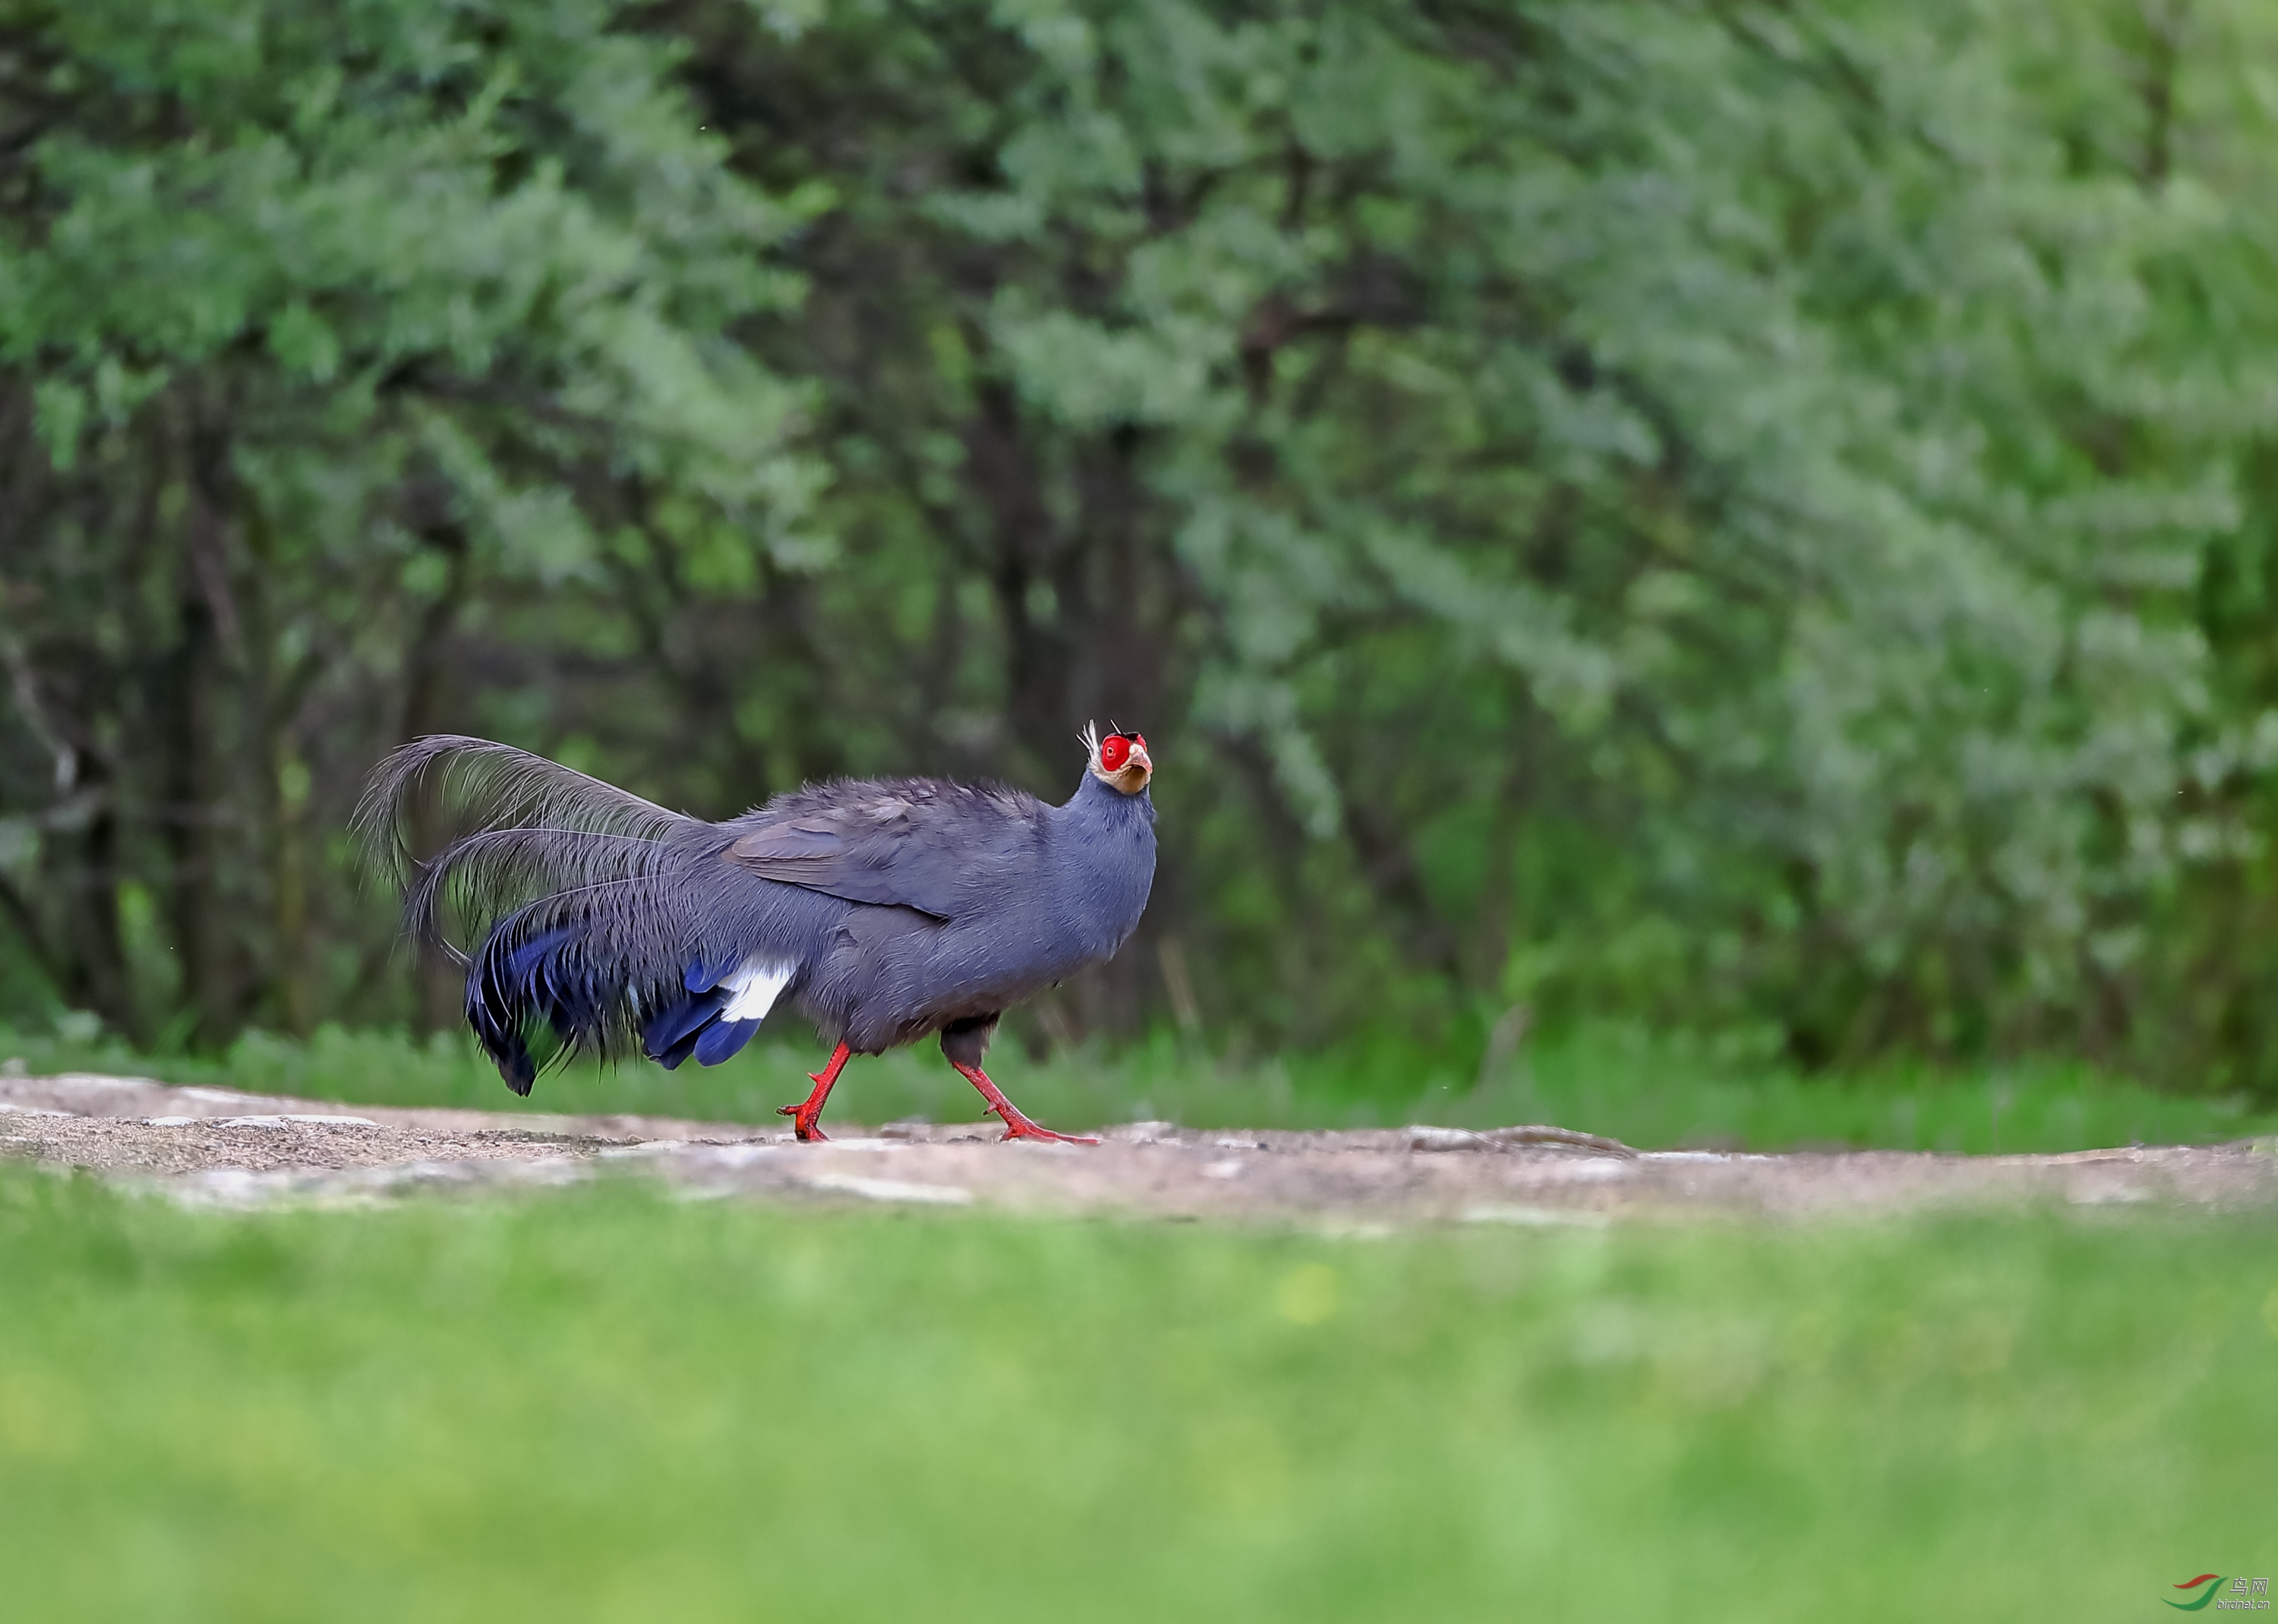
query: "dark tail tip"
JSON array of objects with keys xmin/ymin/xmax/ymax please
[{"xmin": 499, "ymin": 1049, "xmax": 537, "ymax": 1096}]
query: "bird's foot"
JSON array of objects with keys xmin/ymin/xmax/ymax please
[
  {"xmin": 778, "ymin": 1043, "xmax": 853, "ymax": 1143},
  {"xmin": 948, "ymin": 1059, "xmax": 1099, "ymax": 1146},
  {"xmin": 995, "ymin": 1113, "xmax": 1100, "ymax": 1146},
  {"xmin": 776, "ymin": 1100, "xmax": 830, "ymax": 1143}
]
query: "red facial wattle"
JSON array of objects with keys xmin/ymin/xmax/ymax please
[{"xmin": 1096, "ymin": 731, "xmax": 1151, "ymax": 780}]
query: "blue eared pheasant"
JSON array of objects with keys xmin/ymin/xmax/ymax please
[{"xmin": 358, "ymin": 726, "xmax": 1156, "ymax": 1143}]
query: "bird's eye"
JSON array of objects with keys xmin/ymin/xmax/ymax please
[{"xmin": 1099, "ymin": 735, "xmax": 1130, "ymax": 771}]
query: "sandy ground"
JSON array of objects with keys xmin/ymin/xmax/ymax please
[{"xmin": 5, "ymin": 1071, "xmax": 2276, "ymax": 1224}]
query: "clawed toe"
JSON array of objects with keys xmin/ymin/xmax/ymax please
[{"xmin": 999, "ymin": 1124, "xmax": 1100, "ymax": 1146}]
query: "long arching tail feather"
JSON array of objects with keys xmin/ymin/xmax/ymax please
[
  {"xmin": 355, "ymin": 736, "xmax": 703, "ymax": 1089},
  {"xmin": 357, "ymin": 736, "xmax": 689, "ymax": 913}
]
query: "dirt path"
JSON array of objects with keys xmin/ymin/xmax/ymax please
[{"xmin": 4, "ymin": 1071, "xmax": 2273, "ymax": 1224}]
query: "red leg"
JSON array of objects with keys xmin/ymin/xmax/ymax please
[
  {"xmin": 949, "ymin": 1060, "xmax": 1099, "ymax": 1145},
  {"xmin": 778, "ymin": 1042, "xmax": 853, "ymax": 1143}
]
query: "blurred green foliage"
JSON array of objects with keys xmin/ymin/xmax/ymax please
[
  {"xmin": 5, "ymin": 0, "xmax": 2278, "ymax": 1090},
  {"xmin": 1, "ymin": 1170, "xmax": 2273, "ymax": 1620}
]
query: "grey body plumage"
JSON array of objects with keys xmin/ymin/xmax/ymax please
[{"xmin": 357, "ymin": 733, "xmax": 1156, "ymax": 1135}]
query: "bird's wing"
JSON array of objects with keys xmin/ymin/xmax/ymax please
[{"xmin": 723, "ymin": 782, "xmax": 1039, "ymax": 919}]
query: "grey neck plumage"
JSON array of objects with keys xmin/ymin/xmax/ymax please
[{"xmin": 1046, "ymin": 772, "xmax": 1158, "ymax": 959}]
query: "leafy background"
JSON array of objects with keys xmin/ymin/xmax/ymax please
[{"xmin": 6, "ymin": 0, "xmax": 2278, "ymax": 1099}]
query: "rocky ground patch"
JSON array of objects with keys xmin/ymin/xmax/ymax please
[{"xmin": 5, "ymin": 1071, "xmax": 2273, "ymax": 1224}]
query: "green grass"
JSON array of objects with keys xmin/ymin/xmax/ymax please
[
  {"xmin": 0, "ymin": 1168, "xmax": 2271, "ymax": 1621},
  {"xmin": 5, "ymin": 1019, "xmax": 2274, "ymax": 1153}
]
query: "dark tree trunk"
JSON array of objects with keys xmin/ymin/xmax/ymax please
[
  {"xmin": 56, "ymin": 771, "xmax": 138, "ymax": 1042},
  {"xmin": 966, "ymin": 380, "xmax": 1074, "ymax": 789},
  {"xmin": 160, "ymin": 413, "xmax": 252, "ymax": 1050},
  {"xmin": 399, "ymin": 525, "xmax": 472, "ymax": 1035},
  {"xmin": 162, "ymin": 586, "xmax": 231, "ymax": 1045}
]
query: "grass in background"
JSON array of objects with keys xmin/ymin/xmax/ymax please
[
  {"xmin": 0, "ymin": 1168, "xmax": 2270, "ymax": 1622},
  {"xmin": 5, "ymin": 1017, "xmax": 2273, "ymax": 1153}
]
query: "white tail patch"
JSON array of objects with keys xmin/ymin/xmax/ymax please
[{"xmin": 721, "ymin": 960, "xmax": 796, "ymax": 1023}]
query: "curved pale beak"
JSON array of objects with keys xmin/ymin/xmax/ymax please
[{"xmin": 1104, "ymin": 737, "xmax": 1153, "ymax": 793}]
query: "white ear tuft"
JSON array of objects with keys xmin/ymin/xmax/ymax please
[{"xmin": 1078, "ymin": 720, "xmax": 1102, "ymax": 765}]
